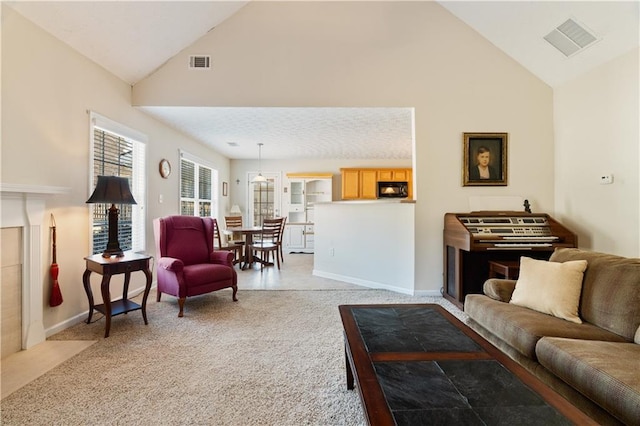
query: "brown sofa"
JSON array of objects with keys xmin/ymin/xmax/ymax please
[{"xmin": 464, "ymin": 248, "xmax": 640, "ymax": 425}]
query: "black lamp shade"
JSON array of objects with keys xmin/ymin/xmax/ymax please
[
  {"xmin": 86, "ymin": 176, "xmax": 136, "ymax": 257},
  {"xmin": 86, "ymin": 176, "xmax": 137, "ymax": 205}
]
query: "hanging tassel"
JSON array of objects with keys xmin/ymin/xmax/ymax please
[{"xmin": 49, "ymin": 214, "xmax": 63, "ymax": 307}]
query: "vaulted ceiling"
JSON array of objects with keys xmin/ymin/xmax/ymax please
[{"xmin": 6, "ymin": 1, "xmax": 638, "ymax": 160}]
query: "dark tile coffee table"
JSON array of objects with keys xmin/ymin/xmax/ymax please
[{"xmin": 339, "ymin": 304, "xmax": 598, "ymax": 426}]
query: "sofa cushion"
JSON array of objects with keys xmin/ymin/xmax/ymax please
[
  {"xmin": 549, "ymin": 248, "xmax": 640, "ymax": 340},
  {"xmin": 536, "ymin": 337, "xmax": 640, "ymax": 425},
  {"xmin": 636, "ymin": 326, "xmax": 640, "ymax": 345},
  {"xmin": 183, "ymin": 263, "xmax": 234, "ymax": 288},
  {"xmin": 510, "ymin": 256, "xmax": 587, "ymax": 324},
  {"xmin": 464, "ymin": 295, "xmax": 628, "ymax": 360},
  {"xmin": 483, "ymin": 278, "xmax": 516, "ymax": 302}
]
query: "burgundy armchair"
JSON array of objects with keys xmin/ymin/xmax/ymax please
[{"xmin": 153, "ymin": 216, "xmax": 238, "ymax": 317}]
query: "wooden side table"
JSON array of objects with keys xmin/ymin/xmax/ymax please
[
  {"xmin": 488, "ymin": 260, "xmax": 521, "ymax": 280},
  {"xmin": 82, "ymin": 251, "xmax": 152, "ymax": 338}
]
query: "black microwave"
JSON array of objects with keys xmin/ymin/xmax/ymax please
[{"xmin": 377, "ymin": 181, "xmax": 408, "ymax": 198}]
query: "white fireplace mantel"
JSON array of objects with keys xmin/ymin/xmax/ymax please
[{"xmin": 1, "ymin": 183, "xmax": 70, "ymax": 349}]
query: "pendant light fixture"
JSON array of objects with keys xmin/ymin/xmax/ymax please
[{"xmin": 252, "ymin": 143, "xmax": 267, "ymax": 183}]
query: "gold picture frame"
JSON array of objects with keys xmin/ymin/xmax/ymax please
[{"xmin": 463, "ymin": 132, "xmax": 508, "ymax": 186}]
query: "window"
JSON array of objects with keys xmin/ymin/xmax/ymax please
[
  {"xmin": 180, "ymin": 152, "xmax": 218, "ymax": 217},
  {"xmin": 89, "ymin": 112, "xmax": 146, "ymax": 254}
]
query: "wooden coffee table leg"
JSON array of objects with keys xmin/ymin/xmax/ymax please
[{"xmin": 345, "ymin": 345, "xmax": 354, "ymax": 390}]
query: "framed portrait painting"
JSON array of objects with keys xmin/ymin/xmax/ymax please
[{"xmin": 463, "ymin": 132, "xmax": 508, "ymax": 186}]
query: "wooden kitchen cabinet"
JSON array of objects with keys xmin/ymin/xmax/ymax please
[
  {"xmin": 378, "ymin": 169, "xmax": 409, "ymax": 181},
  {"xmin": 341, "ymin": 168, "xmax": 412, "ymax": 200},
  {"xmin": 360, "ymin": 170, "xmax": 378, "ymax": 199},
  {"xmin": 341, "ymin": 169, "xmax": 377, "ymax": 200},
  {"xmin": 341, "ymin": 169, "xmax": 360, "ymax": 199}
]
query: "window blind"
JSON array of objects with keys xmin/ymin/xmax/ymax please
[
  {"xmin": 180, "ymin": 159, "xmax": 195, "ymax": 216},
  {"xmin": 180, "ymin": 155, "xmax": 218, "ymax": 218},
  {"xmin": 89, "ymin": 112, "xmax": 146, "ymax": 254}
]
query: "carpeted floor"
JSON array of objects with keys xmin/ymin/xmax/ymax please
[{"xmin": 0, "ymin": 289, "xmax": 466, "ymax": 425}]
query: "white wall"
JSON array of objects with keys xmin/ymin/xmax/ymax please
[
  {"xmin": 554, "ymin": 48, "xmax": 640, "ymax": 257},
  {"xmin": 1, "ymin": 6, "xmax": 232, "ymax": 334},
  {"xmin": 314, "ymin": 201, "xmax": 415, "ymax": 294},
  {"xmin": 134, "ymin": 1, "xmax": 555, "ymax": 293}
]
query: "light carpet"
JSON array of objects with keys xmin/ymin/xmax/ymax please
[{"xmin": 0, "ymin": 289, "xmax": 466, "ymax": 425}]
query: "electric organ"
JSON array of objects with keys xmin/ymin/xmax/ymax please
[{"xmin": 443, "ymin": 211, "xmax": 577, "ymax": 309}]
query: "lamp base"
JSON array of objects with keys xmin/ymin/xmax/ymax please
[
  {"xmin": 102, "ymin": 203, "xmax": 124, "ymax": 258},
  {"xmin": 102, "ymin": 248, "xmax": 125, "ymax": 258}
]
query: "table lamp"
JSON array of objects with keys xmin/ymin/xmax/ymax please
[{"xmin": 86, "ymin": 175, "xmax": 137, "ymax": 258}]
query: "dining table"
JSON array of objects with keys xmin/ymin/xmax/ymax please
[{"xmin": 225, "ymin": 225, "xmax": 269, "ymax": 270}]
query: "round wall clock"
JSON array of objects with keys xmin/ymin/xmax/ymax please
[{"xmin": 159, "ymin": 159, "xmax": 171, "ymax": 178}]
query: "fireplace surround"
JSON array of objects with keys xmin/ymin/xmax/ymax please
[{"xmin": 1, "ymin": 184, "xmax": 69, "ymax": 350}]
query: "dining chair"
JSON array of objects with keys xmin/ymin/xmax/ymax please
[
  {"xmin": 224, "ymin": 215, "xmax": 245, "ymax": 245},
  {"xmin": 249, "ymin": 217, "xmax": 284, "ymax": 271},
  {"xmin": 213, "ymin": 218, "xmax": 243, "ymax": 267},
  {"xmin": 278, "ymin": 217, "xmax": 287, "ymax": 263}
]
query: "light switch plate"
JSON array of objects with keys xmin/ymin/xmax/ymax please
[{"xmin": 600, "ymin": 174, "xmax": 613, "ymax": 185}]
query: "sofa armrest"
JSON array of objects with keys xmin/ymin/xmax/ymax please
[
  {"xmin": 157, "ymin": 256, "xmax": 184, "ymax": 273},
  {"xmin": 483, "ymin": 278, "xmax": 517, "ymax": 302},
  {"xmin": 211, "ymin": 250, "xmax": 234, "ymax": 267}
]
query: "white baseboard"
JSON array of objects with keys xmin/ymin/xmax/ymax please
[
  {"xmin": 46, "ymin": 312, "xmax": 88, "ymax": 337},
  {"xmin": 413, "ymin": 289, "xmax": 444, "ymax": 297},
  {"xmin": 312, "ymin": 270, "xmax": 415, "ymax": 295},
  {"xmin": 45, "ymin": 284, "xmax": 156, "ymax": 338}
]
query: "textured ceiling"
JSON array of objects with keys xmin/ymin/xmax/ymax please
[{"xmin": 139, "ymin": 107, "xmax": 414, "ymax": 160}]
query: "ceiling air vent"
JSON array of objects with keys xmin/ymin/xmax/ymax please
[
  {"xmin": 544, "ymin": 18, "xmax": 598, "ymax": 58},
  {"xmin": 189, "ymin": 55, "xmax": 211, "ymax": 69}
]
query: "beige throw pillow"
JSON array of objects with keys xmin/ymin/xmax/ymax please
[
  {"xmin": 510, "ymin": 256, "xmax": 588, "ymax": 324},
  {"xmin": 635, "ymin": 326, "xmax": 640, "ymax": 345}
]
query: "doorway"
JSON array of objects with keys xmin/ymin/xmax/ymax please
[{"xmin": 247, "ymin": 172, "xmax": 282, "ymax": 225}]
